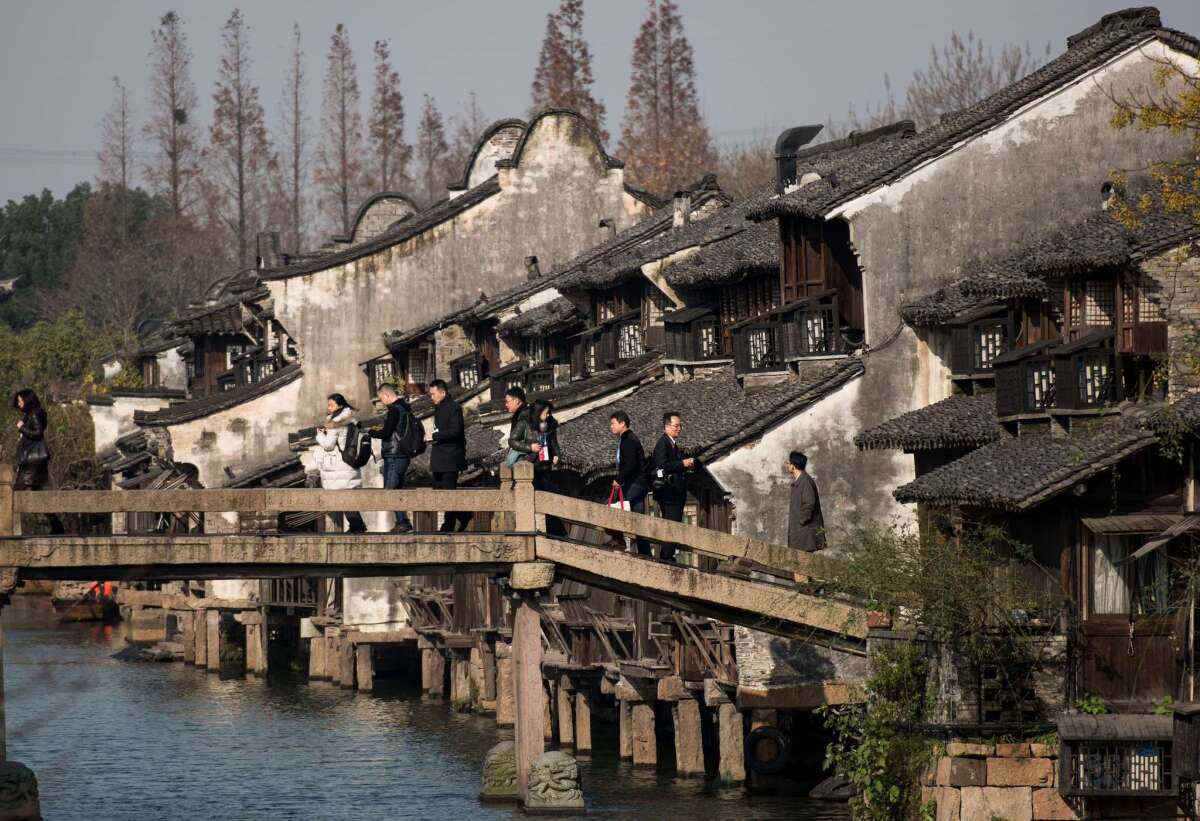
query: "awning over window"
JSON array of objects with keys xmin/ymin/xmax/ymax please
[
  {"xmin": 1081, "ymin": 514, "xmax": 1182, "ymax": 535},
  {"xmin": 1126, "ymin": 514, "xmax": 1200, "ymax": 564}
]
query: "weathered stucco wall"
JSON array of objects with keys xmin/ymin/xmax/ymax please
[
  {"xmin": 343, "ymin": 578, "xmax": 410, "ymax": 632},
  {"xmin": 157, "ymin": 349, "xmax": 188, "ymax": 391},
  {"xmin": 266, "ymin": 112, "xmax": 648, "ymax": 434},
  {"xmin": 91, "ymin": 396, "xmax": 176, "ymax": 455},
  {"xmin": 1140, "ymin": 242, "xmax": 1200, "ymax": 399},
  {"xmin": 163, "ymin": 376, "xmax": 305, "ymax": 489},
  {"xmin": 790, "ymin": 42, "xmax": 1199, "ymax": 526}
]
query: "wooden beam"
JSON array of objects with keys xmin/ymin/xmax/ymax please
[
  {"xmin": 535, "ymin": 492, "xmax": 819, "ymax": 576},
  {"xmin": 512, "ymin": 594, "xmax": 545, "ymax": 801},
  {"xmin": 1, "ymin": 533, "xmax": 532, "ymax": 580},
  {"xmin": 535, "ymin": 537, "xmax": 866, "ymax": 641},
  {"xmin": 736, "ymin": 682, "xmax": 866, "ymax": 709},
  {"xmin": 13, "ymin": 487, "xmax": 513, "ymax": 515}
]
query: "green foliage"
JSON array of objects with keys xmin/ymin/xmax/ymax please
[
  {"xmin": 821, "ymin": 643, "xmax": 931, "ymax": 821},
  {"xmin": 1155, "ymin": 695, "xmax": 1176, "ymax": 716},
  {"xmin": 1075, "ymin": 694, "xmax": 1109, "ymax": 715},
  {"xmin": 0, "ymin": 183, "xmax": 90, "ymax": 324}
]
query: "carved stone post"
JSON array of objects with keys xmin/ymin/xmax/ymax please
[{"xmin": 509, "ymin": 561, "xmax": 554, "ymax": 803}]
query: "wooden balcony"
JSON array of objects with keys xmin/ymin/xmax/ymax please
[{"xmin": 731, "ymin": 290, "xmax": 842, "ymax": 375}]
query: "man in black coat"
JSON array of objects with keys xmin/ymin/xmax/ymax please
[
  {"xmin": 787, "ymin": 450, "xmax": 825, "ymax": 552},
  {"xmin": 429, "ymin": 379, "xmax": 471, "ymax": 532},
  {"xmin": 651, "ymin": 411, "xmax": 695, "ymax": 563},
  {"xmin": 610, "ymin": 410, "xmax": 650, "ymax": 555}
]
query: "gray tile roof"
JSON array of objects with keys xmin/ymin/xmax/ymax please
[
  {"xmin": 498, "ymin": 297, "xmax": 583, "ymax": 337},
  {"xmin": 900, "ymin": 204, "xmax": 1200, "ymax": 325},
  {"xmin": 555, "ymin": 359, "xmax": 864, "ymax": 482},
  {"xmin": 893, "ymin": 409, "xmax": 1160, "ymax": 510},
  {"xmin": 751, "ymin": 9, "xmax": 1200, "ymax": 223},
  {"xmin": 855, "ymin": 393, "xmax": 1002, "ymax": 451},
  {"xmin": 135, "ymin": 363, "xmax": 303, "ymax": 427},
  {"xmin": 661, "ymin": 219, "xmax": 779, "ymax": 289}
]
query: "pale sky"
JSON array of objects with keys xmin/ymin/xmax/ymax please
[{"xmin": 2, "ymin": 0, "xmax": 1199, "ymax": 203}]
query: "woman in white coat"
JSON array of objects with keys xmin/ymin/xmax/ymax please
[{"xmin": 315, "ymin": 393, "xmax": 367, "ymax": 533}]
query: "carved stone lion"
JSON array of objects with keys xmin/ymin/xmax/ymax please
[
  {"xmin": 525, "ymin": 750, "xmax": 584, "ymax": 811},
  {"xmin": 0, "ymin": 761, "xmax": 41, "ymax": 820},
  {"xmin": 478, "ymin": 740, "xmax": 518, "ymax": 802}
]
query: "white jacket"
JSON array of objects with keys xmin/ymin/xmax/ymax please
[{"xmin": 314, "ymin": 408, "xmax": 363, "ymax": 490}]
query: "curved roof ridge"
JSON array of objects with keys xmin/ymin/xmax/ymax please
[
  {"xmin": 498, "ymin": 108, "xmax": 623, "ymax": 171},
  {"xmin": 448, "ymin": 118, "xmax": 527, "ymax": 191}
]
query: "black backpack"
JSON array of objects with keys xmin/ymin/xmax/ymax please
[
  {"xmin": 398, "ymin": 407, "xmax": 426, "ymax": 457},
  {"xmin": 340, "ymin": 422, "xmax": 373, "ymax": 469}
]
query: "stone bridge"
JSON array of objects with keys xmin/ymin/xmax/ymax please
[{"xmin": 0, "ymin": 462, "xmax": 865, "ymax": 807}]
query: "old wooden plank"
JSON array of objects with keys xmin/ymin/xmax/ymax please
[
  {"xmin": 735, "ymin": 682, "xmax": 866, "ymax": 709},
  {"xmin": 534, "ymin": 492, "xmax": 819, "ymax": 576},
  {"xmin": 13, "ymin": 488, "xmax": 514, "ymax": 515},
  {"xmin": 535, "ymin": 537, "xmax": 866, "ymax": 640},
  {"xmin": 1, "ymin": 533, "xmax": 532, "ymax": 579}
]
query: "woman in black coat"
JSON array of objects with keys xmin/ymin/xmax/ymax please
[
  {"xmin": 13, "ymin": 389, "xmax": 63, "ymax": 533},
  {"xmin": 529, "ymin": 400, "xmax": 566, "ymax": 537}
]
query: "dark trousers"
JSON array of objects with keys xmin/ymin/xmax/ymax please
[
  {"xmin": 534, "ymin": 469, "xmax": 566, "ymax": 537},
  {"xmin": 622, "ymin": 482, "xmax": 651, "ymax": 556},
  {"xmin": 333, "ymin": 511, "xmax": 366, "ymax": 533},
  {"xmin": 432, "ymin": 471, "xmax": 471, "ymax": 532},
  {"xmin": 382, "ymin": 455, "xmax": 411, "ymax": 528},
  {"xmin": 657, "ymin": 500, "xmax": 684, "ymax": 562},
  {"xmin": 16, "ymin": 461, "xmax": 63, "ymax": 534}
]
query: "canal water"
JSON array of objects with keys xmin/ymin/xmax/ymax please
[{"xmin": 4, "ymin": 603, "xmax": 848, "ymax": 821}]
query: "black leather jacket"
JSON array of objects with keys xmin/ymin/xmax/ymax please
[{"xmin": 16, "ymin": 408, "xmax": 50, "ymax": 466}]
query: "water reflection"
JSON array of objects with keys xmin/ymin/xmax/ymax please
[{"xmin": 4, "ymin": 610, "xmax": 847, "ymax": 821}]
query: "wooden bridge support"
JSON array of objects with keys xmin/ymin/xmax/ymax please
[
  {"xmin": 574, "ymin": 691, "xmax": 592, "ymax": 753},
  {"xmin": 618, "ymin": 701, "xmax": 633, "ymax": 759},
  {"xmin": 673, "ymin": 699, "xmax": 705, "ymax": 777},
  {"xmin": 631, "ymin": 703, "xmax": 656, "ymax": 766},
  {"xmin": 509, "ymin": 560, "xmax": 551, "ymax": 804},
  {"xmin": 495, "ymin": 643, "xmax": 514, "ymax": 726},
  {"xmin": 556, "ymin": 677, "xmax": 574, "ymax": 747}
]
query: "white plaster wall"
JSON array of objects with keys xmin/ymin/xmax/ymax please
[
  {"xmin": 157, "ymin": 349, "xmax": 188, "ymax": 391},
  {"xmin": 706, "ymin": 372, "xmax": 911, "ymax": 545},
  {"xmin": 342, "ymin": 578, "xmax": 410, "ymax": 632},
  {"xmin": 211, "ymin": 580, "xmax": 259, "ymax": 600},
  {"xmin": 91, "ymin": 396, "xmax": 176, "ymax": 455},
  {"xmin": 163, "ymin": 376, "xmax": 304, "ymax": 489}
]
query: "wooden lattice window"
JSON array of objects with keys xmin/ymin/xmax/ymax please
[
  {"xmin": 973, "ymin": 321, "xmax": 1008, "ymax": 371},
  {"xmin": 617, "ymin": 322, "xmax": 643, "ymax": 360},
  {"xmin": 1076, "ymin": 353, "xmax": 1112, "ymax": 406},
  {"xmin": 455, "ymin": 361, "xmax": 479, "ymax": 390},
  {"xmin": 698, "ymin": 321, "xmax": 720, "ymax": 358},
  {"xmin": 720, "ymin": 276, "xmax": 779, "ymax": 353},
  {"xmin": 373, "ymin": 359, "xmax": 395, "ymax": 389},
  {"xmin": 1083, "ymin": 279, "xmax": 1115, "ymax": 326},
  {"xmin": 1067, "ymin": 741, "xmax": 1172, "ymax": 793},
  {"xmin": 1026, "ymin": 360, "xmax": 1054, "ymax": 410},
  {"xmin": 526, "ymin": 337, "xmax": 546, "ymax": 365},
  {"xmin": 748, "ymin": 327, "xmax": 776, "ymax": 370}
]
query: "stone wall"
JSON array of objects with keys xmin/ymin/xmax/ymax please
[
  {"xmin": 1139, "ymin": 242, "xmax": 1200, "ymax": 399},
  {"xmin": 922, "ymin": 742, "xmax": 1071, "ymax": 821}
]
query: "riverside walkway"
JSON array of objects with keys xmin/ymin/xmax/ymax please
[{"xmin": 0, "ymin": 462, "xmax": 865, "ymax": 804}]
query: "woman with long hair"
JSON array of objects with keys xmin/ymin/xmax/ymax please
[
  {"xmin": 12, "ymin": 388, "xmax": 63, "ymax": 534},
  {"xmin": 529, "ymin": 399, "xmax": 565, "ymax": 537},
  {"xmin": 314, "ymin": 392, "xmax": 367, "ymax": 533}
]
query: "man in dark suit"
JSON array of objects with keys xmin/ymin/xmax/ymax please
[
  {"xmin": 651, "ymin": 411, "xmax": 695, "ymax": 563},
  {"xmin": 429, "ymin": 379, "xmax": 470, "ymax": 532},
  {"xmin": 787, "ymin": 450, "xmax": 825, "ymax": 552},
  {"xmin": 610, "ymin": 410, "xmax": 650, "ymax": 555}
]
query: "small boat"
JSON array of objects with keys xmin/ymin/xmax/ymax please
[{"xmin": 51, "ymin": 581, "xmax": 119, "ymax": 623}]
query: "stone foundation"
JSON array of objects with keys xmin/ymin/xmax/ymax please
[{"xmin": 922, "ymin": 742, "xmax": 1072, "ymax": 821}]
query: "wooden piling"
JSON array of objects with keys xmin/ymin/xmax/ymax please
[
  {"xmin": 511, "ymin": 592, "xmax": 545, "ymax": 801},
  {"xmin": 355, "ymin": 645, "xmax": 374, "ymax": 692},
  {"xmin": 205, "ymin": 610, "xmax": 220, "ymax": 673},
  {"xmin": 618, "ymin": 700, "xmax": 633, "ymax": 759},
  {"xmin": 574, "ymin": 691, "xmax": 592, "ymax": 753},
  {"xmin": 495, "ymin": 645, "xmax": 514, "ymax": 726},
  {"xmin": 632, "ymin": 703, "xmax": 656, "ymax": 766},
  {"xmin": 308, "ymin": 633, "xmax": 327, "ymax": 680},
  {"xmin": 673, "ymin": 700, "xmax": 705, "ymax": 776},
  {"xmin": 556, "ymin": 679, "xmax": 575, "ymax": 747},
  {"xmin": 717, "ymin": 703, "xmax": 746, "ymax": 784}
]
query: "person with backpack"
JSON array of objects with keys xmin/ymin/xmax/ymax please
[
  {"xmin": 368, "ymin": 383, "xmax": 424, "ymax": 533},
  {"xmin": 315, "ymin": 393, "xmax": 367, "ymax": 533}
]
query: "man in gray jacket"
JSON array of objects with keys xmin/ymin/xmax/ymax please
[{"xmin": 787, "ymin": 451, "xmax": 825, "ymax": 552}]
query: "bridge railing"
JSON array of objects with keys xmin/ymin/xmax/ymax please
[{"xmin": 0, "ymin": 461, "xmax": 817, "ymax": 578}]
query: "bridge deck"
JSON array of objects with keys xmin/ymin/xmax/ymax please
[{"xmin": 0, "ymin": 464, "xmax": 865, "ymax": 645}]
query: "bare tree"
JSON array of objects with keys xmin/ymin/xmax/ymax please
[
  {"xmin": 143, "ymin": 11, "xmax": 201, "ymax": 217},
  {"xmin": 367, "ymin": 39, "xmax": 412, "ymax": 194},
  {"xmin": 415, "ymin": 95, "xmax": 449, "ymax": 206},
  {"xmin": 618, "ymin": 0, "xmax": 716, "ymax": 197},
  {"xmin": 444, "ymin": 92, "xmax": 486, "ymax": 188},
  {"xmin": 314, "ymin": 23, "xmax": 364, "ymax": 237},
  {"xmin": 906, "ymin": 33, "xmax": 1046, "ymax": 128},
  {"xmin": 208, "ymin": 9, "xmax": 274, "ymax": 267},
  {"xmin": 98, "ymin": 77, "xmax": 135, "ymax": 192},
  {"xmin": 828, "ymin": 34, "xmax": 1048, "ymax": 136},
  {"xmin": 530, "ymin": 0, "xmax": 607, "ymax": 142},
  {"xmin": 278, "ymin": 23, "xmax": 310, "ymax": 253},
  {"xmin": 716, "ymin": 137, "xmax": 774, "ymax": 199}
]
